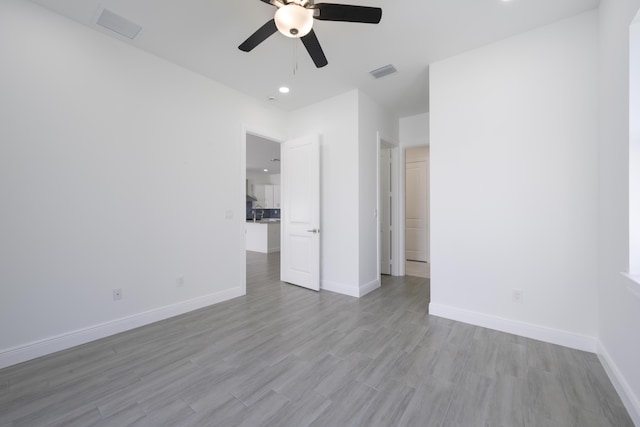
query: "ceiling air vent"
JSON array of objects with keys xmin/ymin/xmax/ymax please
[
  {"xmin": 96, "ymin": 8, "xmax": 142, "ymax": 40},
  {"xmin": 369, "ymin": 64, "xmax": 397, "ymax": 79}
]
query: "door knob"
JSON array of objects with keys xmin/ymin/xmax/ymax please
[{"xmin": 306, "ymin": 229, "xmax": 320, "ymax": 234}]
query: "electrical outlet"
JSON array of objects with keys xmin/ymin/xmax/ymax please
[
  {"xmin": 512, "ymin": 289, "xmax": 523, "ymax": 304},
  {"xmin": 177, "ymin": 275, "xmax": 185, "ymax": 287},
  {"xmin": 113, "ymin": 288, "xmax": 123, "ymax": 301}
]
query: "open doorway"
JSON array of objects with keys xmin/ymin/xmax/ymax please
[
  {"xmin": 243, "ymin": 131, "xmax": 283, "ymax": 294},
  {"xmin": 404, "ymin": 145, "xmax": 430, "ymax": 278},
  {"xmin": 378, "ymin": 135, "xmax": 400, "ymax": 279},
  {"xmin": 242, "ymin": 129, "xmax": 322, "ymax": 294}
]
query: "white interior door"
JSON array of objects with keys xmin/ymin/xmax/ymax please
[
  {"xmin": 281, "ymin": 135, "xmax": 320, "ymax": 291},
  {"xmin": 380, "ymin": 147, "xmax": 392, "ymax": 275},
  {"xmin": 405, "ymin": 146, "xmax": 429, "ymax": 262}
]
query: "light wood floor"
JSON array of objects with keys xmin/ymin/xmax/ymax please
[{"xmin": 0, "ymin": 251, "xmax": 633, "ymax": 426}]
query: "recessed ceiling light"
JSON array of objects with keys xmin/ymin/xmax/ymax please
[
  {"xmin": 264, "ymin": 169, "xmax": 269, "ymax": 172},
  {"xmin": 279, "ymin": 86, "xmax": 290, "ymax": 94}
]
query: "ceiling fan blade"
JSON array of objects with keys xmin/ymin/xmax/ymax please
[
  {"xmin": 239, "ymin": 19, "xmax": 278, "ymax": 52},
  {"xmin": 312, "ymin": 3, "xmax": 382, "ymax": 24},
  {"xmin": 301, "ymin": 29, "xmax": 328, "ymax": 68}
]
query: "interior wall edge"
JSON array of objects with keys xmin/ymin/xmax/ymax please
[
  {"xmin": 321, "ymin": 280, "xmax": 361, "ymax": 298},
  {"xmin": 428, "ymin": 303, "xmax": 598, "ymax": 353},
  {"xmin": 598, "ymin": 341, "xmax": 640, "ymax": 426},
  {"xmin": 359, "ymin": 278, "xmax": 381, "ymax": 298},
  {"xmin": 0, "ymin": 286, "xmax": 244, "ymax": 370}
]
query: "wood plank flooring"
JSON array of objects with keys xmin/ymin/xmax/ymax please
[{"xmin": 0, "ymin": 251, "xmax": 633, "ymax": 426}]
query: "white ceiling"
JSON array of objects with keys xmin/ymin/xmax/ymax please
[{"xmin": 30, "ymin": 0, "xmax": 599, "ymax": 118}]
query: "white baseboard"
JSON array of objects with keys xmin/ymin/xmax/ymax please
[
  {"xmin": 0, "ymin": 287, "xmax": 244, "ymax": 370},
  {"xmin": 321, "ymin": 280, "xmax": 360, "ymax": 298},
  {"xmin": 359, "ymin": 278, "xmax": 380, "ymax": 297},
  {"xmin": 428, "ymin": 303, "xmax": 597, "ymax": 353},
  {"xmin": 598, "ymin": 342, "xmax": 640, "ymax": 426},
  {"xmin": 321, "ymin": 279, "xmax": 380, "ymax": 298}
]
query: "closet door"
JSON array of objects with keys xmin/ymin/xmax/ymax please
[{"xmin": 405, "ymin": 146, "xmax": 429, "ymax": 262}]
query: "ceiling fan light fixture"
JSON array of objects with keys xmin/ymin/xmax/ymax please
[{"xmin": 274, "ymin": 4, "xmax": 313, "ymax": 38}]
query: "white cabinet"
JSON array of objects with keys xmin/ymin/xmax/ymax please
[
  {"xmin": 254, "ymin": 184, "xmax": 280, "ymax": 208},
  {"xmin": 264, "ymin": 184, "xmax": 280, "ymax": 208}
]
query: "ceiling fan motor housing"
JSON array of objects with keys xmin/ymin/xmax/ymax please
[{"xmin": 274, "ymin": 3, "xmax": 313, "ymax": 38}]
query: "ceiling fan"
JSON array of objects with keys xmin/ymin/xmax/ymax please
[{"xmin": 239, "ymin": 0, "xmax": 382, "ymax": 68}]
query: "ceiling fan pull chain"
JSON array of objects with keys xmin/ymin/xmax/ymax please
[{"xmin": 293, "ymin": 38, "xmax": 299, "ymax": 75}]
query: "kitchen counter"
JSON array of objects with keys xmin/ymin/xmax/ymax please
[
  {"xmin": 246, "ymin": 221, "xmax": 280, "ymax": 253},
  {"xmin": 246, "ymin": 219, "xmax": 280, "ymax": 224}
]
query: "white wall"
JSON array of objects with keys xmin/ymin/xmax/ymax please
[
  {"xmin": 246, "ymin": 174, "xmax": 273, "ymax": 184},
  {"xmin": 429, "ymin": 11, "xmax": 599, "ymax": 351},
  {"xmin": 285, "ymin": 90, "xmax": 396, "ymax": 297},
  {"xmin": 286, "ymin": 91, "xmax": 361, "ymax": 296},
  {"xmin": 357, "ymin": 92, "xmax": 398, "ymax": 295},
  {"xmin": 400, "ymin": 113, "xmax": 430, "ymax": 148},
  {"xmin": 630, "ymin": 15, "xmax": 640, "ymax": 276},
  {"xmin": 597, "ymin": 0, "xmax": 640, "ymax": 423},
  {"xmin": 269, "ymin": 174, "xmax": 281, "ymax": 185},
  {"xmin": 0, "ymin": 0, "xmax": 285, "ymax": 367}
]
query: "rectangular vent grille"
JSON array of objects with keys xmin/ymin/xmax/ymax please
[
  {"xmin": 96, "ymin": 8, "xmax": 142, "ymax": 40},
  {"xmin": 369, "ymin": 64, "xmax": 397, "ymax": 79}
]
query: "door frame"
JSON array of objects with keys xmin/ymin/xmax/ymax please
[
  {"xmin": 376, "ymin": 132, "xmax": 401, "ymax": 279},
  {"xmin": 240, "ymin": 125, "xmax": 285, "ymax": 295}
]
